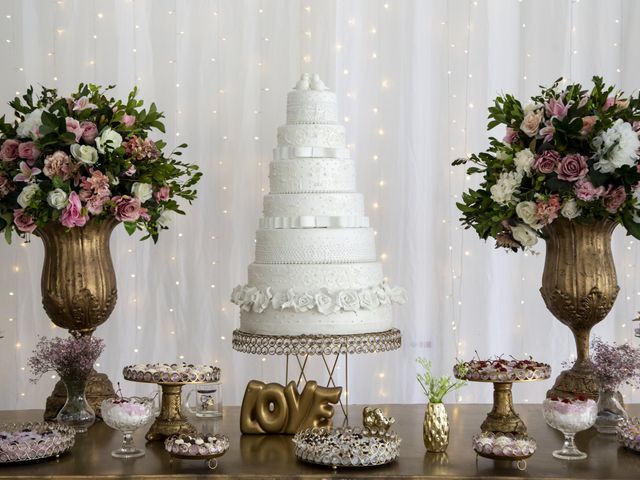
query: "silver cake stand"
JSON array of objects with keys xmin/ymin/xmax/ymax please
[{"xmin": 232, "ymin": 328, "xmax": 401, "ymax": 421}]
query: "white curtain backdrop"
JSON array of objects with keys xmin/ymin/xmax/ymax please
[{"xmin": 1, "ymin": 0, "xmax": 639, "ymax": 410}]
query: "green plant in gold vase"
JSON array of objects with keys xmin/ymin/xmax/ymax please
[{"xmin": 416, "ymin": 358, "xmax": 467, "ymax": 453}]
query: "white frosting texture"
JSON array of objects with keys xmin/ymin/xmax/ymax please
[{"xmin": 233, "ymin": 73, "xmax": 406, "ymax": 336}]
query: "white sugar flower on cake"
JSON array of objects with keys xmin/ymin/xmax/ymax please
[{"xmin": 231, "ymin": 74, "xmax": 406, "ymax": 336}]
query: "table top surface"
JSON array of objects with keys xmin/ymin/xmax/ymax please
[{"xmin": 0, "ymin": 404, "xmax": 639, "ymax": 479}]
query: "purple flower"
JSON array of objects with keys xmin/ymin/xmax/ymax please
[
  {"xmin": 544, "ymin": 97, "xmax": 569, "ymax": 120},
  {"xmin": 589, "ymin": 338, "xmax": 640, "ymax": 390},
  {"xmin": 27, "ymin": 335, "xmax": 105, "ymax": 382}
]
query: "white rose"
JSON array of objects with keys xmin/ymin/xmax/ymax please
[
  {"xmin": 387, "ymin": 285, "xmax": 408, "ymax": 304},
  {"xmin": 17, "ymin": 183, "xmax": 40, "ymax": 208},
  {"xmin": 315, "ymin": 289, "xmax": 338, "ymax": 315},
  {"xmin": 337, "ymin": 290, "xmax": 360, "ymax": 312},
  {"xmin": 515, "ymin": 201, "xmax": 541, "ymax": 229},
  {"xmin": 560, "ymin": 198, "xmax": 582, "ymax": 220},
  {"xmin": 375, "ymin": 286, "xmax": 391, "ymax": 306},
  {"xmin": 230, "ymin": 285, "xmax": 244, "ymax": 305},
  {"xmin": 358, "ymin": 289, "xmax": 380, "ymax": 310},
  {"xmin": 131, "ymin": 182, "xmax": 153, "ymax": 203},
  {"xmin": 240, "ymin": 287, "xmax": 258, "ymax": 312},
  {"xmin": 514, "ymin": 149, "xmax": 534, "ymax": 176},
  {"xmin": 519, "ymin": 109, "xmax": 544, "ymax": 137},
  {"xmin": 70, "ymin": 144, "xmax": 98, "ymax": 165},
  {"xmin": 495, "ymin": 150, "xmax": 511, "ymax": 162},
  {"xmin": 293, "ymin": 292, "xmax": 315, "ymax": 313},
  {"xmin": 16, "ymin": 109, "xmax": 44, "ymax": 139},
  {"xmin": 511, "ymin": 223, "xmax": 538, "ymax": 247},
  {"xmin": 523, "ymin": 102, "xmax": 542, "ymax": 115},
  {"xmin": 96, "ymin": 128, "xmax": 123, "ymax": 154},
  {"xmin": 251, "ymin": 288, "xmax": 272, "ymax": 313},
  {"xmin": 275, "ymin": 289, "xmax": 296, "ymax": 309},
  {"xmin": 157, "ymin": 209, "xmax": 173, "ymax": 227},
  {"xmin": 490, "ymin": 171, "xmax": 522, "ymax": 205},
  {"xmin": 46, "ymin": 188, "xmax": 68, "ymax": 210}
]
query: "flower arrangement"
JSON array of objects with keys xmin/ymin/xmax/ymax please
[
  {"xmin": 588, "ymin": 337, "xmax": 640, "ymax": 391},
  {"xmin": 455, "ymin": 76, "xmax": 640, "ymax": 251},
  {"xmin": 0, "ymin": 84, "xmax": 201, "ymax": 242},
  {"xmin": 416, "ymin": 358, "xmax": 467, "ymax": 403},
  {"xmin": 27, "ymin": 335, "xmax": 104, "ymax": 382}
]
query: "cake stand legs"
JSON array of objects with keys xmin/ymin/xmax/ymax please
[
  {"xmin": 480, "ymin": 382, "xmax": 526, "ymax": 435},
  {"xmin": 145, "ymin": 384, "xmax": 196, "ymax": 442}
]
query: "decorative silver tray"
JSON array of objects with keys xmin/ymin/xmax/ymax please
[
  {"xmin": 0, "ymin": 422, "xmax": 75, "ymax": 463},
  {"xmin": 232, "ymin": 328, "xmax": 401, "ymax": 356},
  {"xmin": 165, "ymin": 433, "xmax": 230, "ymax": 470},
  {"xmin": 473, "ymin": 432, "xmax": 536, "ymax": 471},
  {"xmin": 617, "ymin": 417, "xmax": 640, "ymax": 453},
  {"xmin": 293, "ymin": 426, "xmax": 400, "ymax": 468},
  {"xmin": 123, "ymin": 363, "xmax": 220, "ymax": 384}
]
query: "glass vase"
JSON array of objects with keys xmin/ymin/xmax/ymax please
[
  {"xmin": 56, "ymin": 375, "xmax": 95, "ymax": 433},
  {"xmin": 595, "ymin": 387, "xmax": 628, "ymax": 434}
]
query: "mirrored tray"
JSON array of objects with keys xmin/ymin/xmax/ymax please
[
  {"xmin": 293, "ymin": 426, "xmax": 400, "ymax": 469},
  {"xmin": 165, "ymin": 433, "xmax": 230, "ymax": 470},
  {"xmin": 617, "ymin": 417, "xmax": 640, "ymax": 453},
  {"xmin": 473, "ymin": 432, "xmax": 536, "ymax": 471},
  {"xmin": 123, "ymin": 363, "xmax": 220, "ymax": 384},
  {"xmin": 0, "ymin": 422, "xmax": 75, "ymax": 463}
]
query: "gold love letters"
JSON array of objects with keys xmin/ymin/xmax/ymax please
[{"xmin": 240, "ymin": 380, "xmax": 342, "ymax": 434}]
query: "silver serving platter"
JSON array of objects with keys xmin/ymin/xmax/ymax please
[
  {"xmin": 293, "ymin": 426, "xmax": 400, "ymax": 469},
  {"xmin": 617, "ymin": 417, "xmax": 640, "ymax": 453},
  {"xmin": 0, "ymin": 422, "xmax": 75, "ymax": 463}
]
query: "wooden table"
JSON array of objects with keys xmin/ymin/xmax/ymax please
[{"xmin": 0, "ymin": 404, "xmax": 638, "ymax": 479}]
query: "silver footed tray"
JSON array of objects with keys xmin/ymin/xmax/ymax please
[
  {"xmin": 617, "ymin": 417, "xmax": 640, "ymax": 453},
  {"xmin": 0, "ymin": 422, "xmax": 75, "ymax": 463},
  {"xmin": 123, "ymin": 363, "xmax": 220, "ymax": 384},
  {"xmin": 232, "ymin": 328, "xmax": 401, "ymax": 356},
  {"xmin": 293, "ymin": 426, "xmax": 400, "ymax": 468}
]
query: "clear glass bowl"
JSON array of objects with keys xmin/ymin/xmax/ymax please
[
  {"xmin": 542, "ymin": 398, "xmax": 596, "ymax": 460},
  {"xmin": 101, "ymin": 397, "xmax": 155, "ymax": 458}
]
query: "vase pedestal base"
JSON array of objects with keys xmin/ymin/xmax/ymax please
[
  {"xmin": 145, "ymin": 384, "xmax": 196, "ymax": 442},
  {"xmin": 546, "ymin": 366, "xmax": 598, "ymax": 401},
  {"xmin": 480, "ymin": 382, "xmax": 527, "ymax": 435},
  {"xmin": 44, "ymin": 370, "xmax": 115, "ymax": 420}
]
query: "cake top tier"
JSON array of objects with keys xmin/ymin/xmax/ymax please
[{"xmin": 286, "ymin": 73, "xmax": 338, "ymax": 125}]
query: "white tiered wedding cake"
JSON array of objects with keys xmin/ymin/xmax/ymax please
[{"xmin": 231, "ymin": 74, "xmax": 406, "ymax": 336}]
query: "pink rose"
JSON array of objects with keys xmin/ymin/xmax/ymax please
[
  {"xmin": 580, "ymin": 116, "xmax": 597, "ymax": 135},
  {"xmin": 86, "ymin": 194, "xmax": 109, "ymax": 215},
  {"xmin": 122, "ymin": 114, "xmax": 136, "ymax": 127},
  {"xmin": 556, "ymin": 154, "xmax": 588, "ymax": 182},
  {"xmin": 602, "ymin": 97, "xmax": 616, "ymax": 111},
  {"xmin": 544, "ymin": 97, "xmax": 569, "ymax": 120},
  {"xmin": 520, "ymin": 109, "xmax": 544, "ymax": 137},
  {"xmin": 17, "ymin": 141, "xmax": 40, "ymax": 164},
  {"xmin": 533, "ymin": 150, "xmax": 561, "ymax": 174},
  {"xmin": 0, "ymin": 139, "xmax": 20, "ymax": 161},
  {"xmin": 65, "ymin": 117, "xmax": 84, "ymax": 142},
  {"xmin": 535, "ymin": 195, "xmax": 562, "ymax": 225},
  {"xmin": 13, "ymin": 209, "xmax": 36, "ymax": 233},
  {"xmin": 80, "ymin": 121, "xmax": 98, "ymax": 144},
  {"xmin": 112, "ymin": 195, "xmax": 142, "ymax": 222},
  {"xmin": 603, "ymin": 185, "xmax": 626, "ymax": 214},
  {"xmin": 633, "ymin": 121, "xmax": 640, "ymax": 133},
  {"xmin": 60, "ymin": 191, "xmax": 88, "ymax": 228},
  {"xmin": 503, "ymin": 127, "xmax": 519, "ymax": 145},
  {"xmin": 0, "ymin": 174, "xmax": 13, "ymax": 198},
  {"xmin": 154, "ymin": 186, "xmax": 170, "ymax": 202},
  {"xmin": 72, "ymin": 96, "xmax": 97, "ymax": 112},
  {"xmin": 575, "ymin": 179, "xmax": 605, "ymax": 202}
]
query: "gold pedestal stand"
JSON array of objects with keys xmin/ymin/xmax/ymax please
[{"xmin": 232, "ymin": 328, "xmax": 402, "ymax": 423}]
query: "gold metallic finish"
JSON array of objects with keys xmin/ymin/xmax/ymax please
[
  {"xmin": 480, "ymin": 382, "xmax": 526, "ymax": 435},
  {"xmin": 146, "ymin": 384, "xmax": 196, "ymax": 442},
  {"xmin": 362, "ymin": 406, "xmax": 395, "ymax": 433},
  {"xmin": 423, "ymin": 403, "xmax": 449, "ymax": 453},
  {"xmin": 240, "ymin": 380, "xmax": 341, "ymax": 434},
  {"xmin": 36, "ymin": 219, "xmax": 119, "ymax": 419},
  {"xmin": 540, "ymin": 218, "xmax": 619, "ymax": 399}
]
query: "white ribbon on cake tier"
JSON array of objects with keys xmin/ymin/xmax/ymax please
[
  {"xmin": 273, "ymin": 146, "xmax": 351, "ymax": 160},
  {"xmin": 259, "ymin": 215, "xmax": 370, "ymax": 229}
]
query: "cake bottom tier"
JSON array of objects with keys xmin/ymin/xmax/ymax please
[{"xmin": 239, "ymin": 305, "xmax": 393, "ymax": 336}]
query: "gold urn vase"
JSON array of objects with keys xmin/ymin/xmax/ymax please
[
  {"xmin": 36, "ymin": 218, "xmax": 119, "ymax": 419},
  {"xmin": 540, "ymin": 218, "xmax": 619, "ymax": 400},
  {"xmin": 423, "ymin": 403, "xmax": 449, "ymax": 453}
]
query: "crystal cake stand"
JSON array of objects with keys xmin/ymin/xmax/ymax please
[{"xmin": 123, "ymin": 363, "xmax": 221, "ymax": 442}]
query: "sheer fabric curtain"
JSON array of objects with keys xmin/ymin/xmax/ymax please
[{"xmin": 0, "ymin": 0, "xmax": 638, "ymax": 409}]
